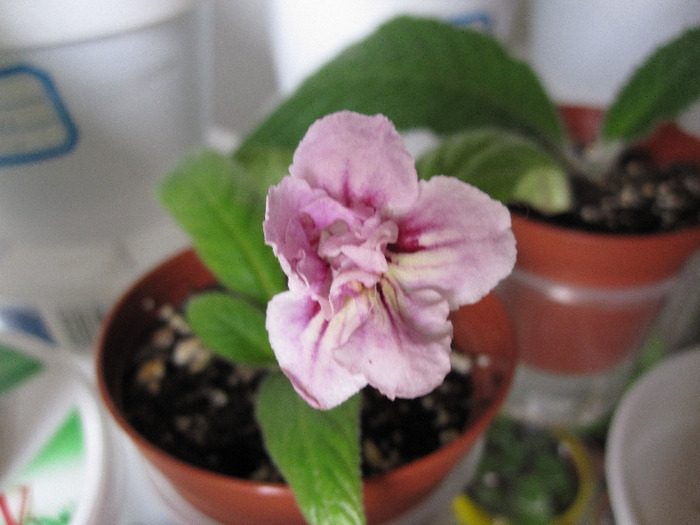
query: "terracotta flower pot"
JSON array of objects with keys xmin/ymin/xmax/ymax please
[
  {"xmin": 96, "ymin": 249, "xmax": 516, "ymax": 525},
  {"xmin": 498, "ymin": 106, "xmax": 700, "ymax": 426}
]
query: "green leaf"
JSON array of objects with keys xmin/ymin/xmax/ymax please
[
  {"xmin": 416, "ymin": 129, "xmax": 571, "ymax": 213},
  {"xmin": 185, "ymin": 291, "xmax": 277, "ymax": 366},
  {"xmin": 256, "ymin": 372, "xmax": 364, "ymax": 525},
  {"xmin": 237, "ymin": 16, "xmax": 563, "ymax": 156},
  {"xmin": 602, "ymin": 25, "xmax": 700, "ymax": 142},
  {"xmin": 232, "ymin": 143, "xmax": 294, "ymax": 194},
  {"xmin": 511, "ymin": 166, "xmax": 572, "ymax": 215},
  {"xmin": 158, "ymin": 149, "xmax": 286, "ymax": 305}
]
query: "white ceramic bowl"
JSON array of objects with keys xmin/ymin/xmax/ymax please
[{"xmin": 606, "ymin": 346, "xmax": 700, "ymax": 525}]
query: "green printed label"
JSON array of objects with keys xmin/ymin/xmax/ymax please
[
  {"xmin": 1, "ymin": 410, "xmax": 84, "ymax": 525},
  {"xmin": 0, "ymin": 345, "xmax": 43, "ymax": 395}
]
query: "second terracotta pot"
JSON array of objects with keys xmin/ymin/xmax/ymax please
[{"xmin": 498, "ymin": 106, "xmax": 700, "ymax": 426}]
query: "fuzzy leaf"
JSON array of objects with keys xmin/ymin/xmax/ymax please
[
  {"xmin": 602, "ymin": 26, "xmax": 700, "ymax": 142},
  {"xmin": 159, "ymin": 149, "xmax": 286, "ymax": 305},
  {"xmin": 237, "ymin": 16, "xmax": 563, "ymax": 158},
  {"xmin": 512, "ymin": 166, "xmax": 572, "ymax": 215},
  {"xmin": 256, "ymin": 372, "xmax": 364, "ymax": 525},
  {"xmin": 416, "ymin": 129, "xmax": 571, "ymax": 213},
  {"xmin": 185, "ymin": 291, "xmax": 276, "ymax": 366},
  {"xmin": 232, "ymin": 143, "xmax": 295, "ymax": 195}
]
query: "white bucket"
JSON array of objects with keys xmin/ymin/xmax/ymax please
[
  {"xmin": 606, "ymin": 346, "xmax": 700, "ymax": 525},
  {"xmin": 0, "ymin": 0, "xmax": 210, "ymax": 246},
  {"xmin": 267, "ymin": 0, "xmax": 517, "ymax": 94},
  {"xmin": 0, "ymin": 1, "xmax": 210, "ymax": 350}
]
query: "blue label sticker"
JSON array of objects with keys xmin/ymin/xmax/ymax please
[
  {"xmin": 0, "ymin": 64, "xmax": 78, "ymax": 166},
  {"xmin": 449, "ymin": 12, "xmax": 493, "ymax": 33},
  {"xmin": 0, "ymin": 304, "xmax": 54, "ymax": 343}
]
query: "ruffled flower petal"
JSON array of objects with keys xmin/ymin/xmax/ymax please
[
  {"xmin": 264, "ymin": 176, "xmax": 329, "ymax": 295},
  {"xmin": 266, "ymin": 290, "xmax": 367, "ymax": 409},
  {"xmin": 290, "ymin": 111, "xmax": 419, "ymax": 215},
  {"xmin": 390, "ymin": 176, "xmax": 516, "ymax": 308},
  {"xmin": 333, "ymin": 274, "xmax": 453, "ymax": 400}
]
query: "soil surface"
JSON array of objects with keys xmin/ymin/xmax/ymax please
[
  {"xmin": 513, "ymin": 148, "xmax": 700, "ymax": 233},
  {"xmin": 122, "ymin": 302, "xmax": 478, "ymax": 482}
]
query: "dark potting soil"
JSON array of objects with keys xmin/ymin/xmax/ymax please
[
  {"xmin": 122, "ymin": 302, "xmax": 477, "ymax": 482},
  {"xmin": 512, "ymin": 148, "xmax": 700, "ymax": 234}
]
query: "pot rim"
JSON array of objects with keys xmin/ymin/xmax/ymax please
[
  {"xmin": 511, "ymin": 193, "xmax": 700, "ymax": 288},
  {"xmin": 511, "ymin": 105, "xmax": 700, "ymax": 287}
]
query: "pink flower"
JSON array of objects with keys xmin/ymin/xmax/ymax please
[{"xmin": 264, "ymin": 111, "xmax": 515, "ymax": 409}]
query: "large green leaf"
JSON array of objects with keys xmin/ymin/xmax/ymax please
[
  {"xmin": 232, "ymin": 143, "xmax": 295, "ymax": 195},
  {"xmin": 185, "ymin": 291, "xmax": 277, "ymax": 366},
  {"xmin": 159, "ymin": 149, "xmax": 286, "ymax": 305},
  {"xmin": 416, "ymin": 129, "xmax": 571, "ymax": 213},
  {"xmin": 256, "ymin": 372, "xmax": 364, "ymax": 525},
  {"xmin": 237, "ymin": 16, "xmax": 563, "ymax": 159},
  {"xmin": 602, "ymin": 25, "xmax": 700, "ymax": 142}
]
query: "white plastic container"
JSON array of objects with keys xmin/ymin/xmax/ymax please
[
  {"xmin": 0, "ymin": 1, "xmax": 210, "ymax": 350},
  {"xmin": 0, "ymin": 333, "xmax": 121, "ymax": 524},
  {"xmin": 606, "ymin": 346, "xmax": 700, "ymax": 525},
  {"xmin": 0, "ymin": 0, "xmax": 209, "ymax": 246},
  {"xmin": 268, "ymin": 0, "xmax": 517, "ymax": 94}
]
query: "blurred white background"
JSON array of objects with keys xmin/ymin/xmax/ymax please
[
  {"xmin": 211, "ymin": 0, "xmax": 699, "ymax": 136},
  {"xmin": 209, "ymin": 0, "xmax": 278, "ymax": 136},
  {"xmin": 209, "ymin": 0, "xmax": 528, "ymax": 136}
]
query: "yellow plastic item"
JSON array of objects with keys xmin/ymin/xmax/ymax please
[{"xmin": 452, "ymin": 429, "xmax": 596, "ymax": 525}]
